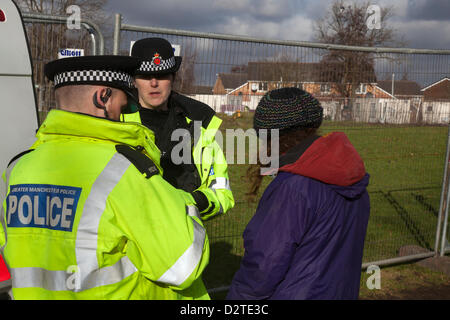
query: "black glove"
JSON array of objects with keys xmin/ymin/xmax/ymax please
[{"xmin": 191, "ymin": 190, "xmax": 210, "ymax": 213}]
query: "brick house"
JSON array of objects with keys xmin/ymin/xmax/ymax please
[
  {"xmin": 375, "ymin": 80, "xmax": 423, "ymax": 123},
  {"xmin": 210, "ymin": 62, "xmax": 439, "ymax": 123},
  {"xmin": 421, "ymin": 77, "xmax": 450, "ymax": 101},
  {"xmin": 212, "ymin": 73, "xmax": 248, "ymax": 95},
  {"xmin": 212, "ymin": 61, "xmax": 382, "ymax": 105},
  {"xmin": 420, "ymin": 77, "xmax": 450, "ymax": 124}
]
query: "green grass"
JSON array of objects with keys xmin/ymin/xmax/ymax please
[
  {"xmin": 359, "ymin": 262, "xmax": 450, "ymax": 300},
  {"xmin": 203, "ymin": 112, "xmax": 449, "ymax": 292},
  {"xmin": 207, "ymin": 259, "xmax": 450, "ymax": 300}
]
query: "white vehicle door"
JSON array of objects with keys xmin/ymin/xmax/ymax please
[
  {"xmin": 0, "ymin": 0, "xmax": 39, "ymax": 190},
  {"xmin": 0, "ymin": 0, "xmax": 39, "ymax": 297}
]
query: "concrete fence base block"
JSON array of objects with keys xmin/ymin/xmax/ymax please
[{"xmin": 399, "ymin": 245, "xmax": 450, "ymax": 277}]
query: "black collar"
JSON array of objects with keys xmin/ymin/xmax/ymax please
[{"xmin": 169, "ymin": 92, "xmax": 216, "ymax": 129}]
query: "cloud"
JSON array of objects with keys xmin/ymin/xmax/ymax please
[
  {"xmin": 407, "ymin": 0, "xmax": 450, "ymax": 21},
  {"xmin": 108, "ymin": 0, "xmax": 228, "ymax": 29},
  {"xmin": 108, "ymin": 0, "xmax": 296, "ymax": 29},
  {"xmin": 392, "ymin": 19, "xmax": 450, "ymax": 49},
  {"xmin": 212, "ymin": 9, "xmax": 314, "ymax": 42},
  {"xmin": 248, "ymin": 0, "xmax": 294, "ymax": 21},
  {"xmin": 105, "ymin": 0, "xmax": 450, "ymax": 49}
]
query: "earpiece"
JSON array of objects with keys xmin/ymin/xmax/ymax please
[
  {"xmin": 93, "ymin": 88, "xmax": 112, "ymax": 119},
  {"xmin": 101, "ymin": 88, "xmax": 112, "ymax": 103}
]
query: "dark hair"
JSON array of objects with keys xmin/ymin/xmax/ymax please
[{"xmin": 245, "ymin": 127, "xmax": 318, "ymax": 202}]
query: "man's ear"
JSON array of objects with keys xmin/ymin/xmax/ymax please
[
  {"xmin": 100, "ymin": 87, "xmax": 112, "ymax": 103},
  {"xmin": 93, "ymin": 87, "xmax": 111, "ymax": 110}
]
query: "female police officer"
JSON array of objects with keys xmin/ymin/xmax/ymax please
[{"xmin": 124, "ymin": 38, "xmax": 234, "ymax": 221}]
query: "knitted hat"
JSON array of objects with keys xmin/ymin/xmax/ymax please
[{"xmin": 254, "ymin": 87, "xmax": 323, "ymax": 131}]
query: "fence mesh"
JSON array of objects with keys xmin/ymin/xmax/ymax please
[
  {"xmin": 118, "ymin": 30, "xmax": 450, "ymax": 289},
  {"xmin": 21, "ymin": 17, "xmax": 450, "ymax": 290},
  {"xmin": 22, "ymin": 19, "xmax": 95, "ymax": 122}
]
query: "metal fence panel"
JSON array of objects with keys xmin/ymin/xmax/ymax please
[
  {"xmin": 441, "ymin": 184, "xmax": 450, "ymax": 256},
  {"xmin": 22, "ymin": 13, "xmax": 104, "ymax": 123},
  {"xmin": 115, "ymin": 21, "xmax": 450, "ymax": 284}
]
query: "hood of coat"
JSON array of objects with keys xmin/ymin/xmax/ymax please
[{"xmin": 278, "ymin": 132, "xmax": 368, "ymax": 199}]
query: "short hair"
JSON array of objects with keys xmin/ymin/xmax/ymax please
[{"xmin": 54, "ymin": 85, "xmax": 95, "ymax": 109}]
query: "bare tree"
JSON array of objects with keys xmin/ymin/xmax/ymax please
[
  {"xmin": 245, "ymin": 53, "xmax": 309, "ymax": 92},
  {"xmin": 15, "ymin": 0, "xmax": 108, "ymax": 20},
  {"xmin": 314, "ymin": 0, "xmax": 405, "ymax": 119},
  {"xmin": 13, "ymin": 0, "xmax": 110, "ymax": 116},
  {"xmin": 173, "ymin": 43, "xmax": 197, "ymax": 94},
  {"xmin": 315, "ymin": 0, "xmax": 401, "ymax": 48}
]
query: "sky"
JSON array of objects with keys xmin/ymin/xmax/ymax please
[{"xmin": 105, "ymin": 0, "xmax": 450, "ymax": 50}]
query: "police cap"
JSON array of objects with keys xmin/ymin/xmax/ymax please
[
  {"xmin": 132, "ymin": 38, "xmax": 182, "ymax": 76},
  {"xmin": 44, "ymin": 55, "xmax": 141, "ymax": 113}
]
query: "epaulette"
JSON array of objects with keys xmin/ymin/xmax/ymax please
[
  {"xmin": 115, "ymin": 145, "xmax": 159, "ymax": 179},
  {"xmin": 7, "ymin": 149, "xmax": 34, "ymax": 167}
]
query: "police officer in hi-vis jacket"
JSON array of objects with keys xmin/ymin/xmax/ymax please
[
  {"xmin": 123, "ymin": 37, "xmax": 234, "ymax": 221},
  {"xmin": 0, "ymin": 55, "xmax": 210, "ymax": 300}
]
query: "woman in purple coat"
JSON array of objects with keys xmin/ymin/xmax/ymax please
[{"xmin": 227, "ymin": 87, "xmax": 370, "ymax": 300}]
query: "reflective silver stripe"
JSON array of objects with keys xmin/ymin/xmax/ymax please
[
  {"xmin": 9, "ymin": 256, "xmax": 136, "ymax": 292},
  {"xmin": 75, "ymin": 152, "xmax": 137, "ymax": 291},
  {"xmin": 10, "ymin": 267, "xmax": 68, "ymax": 291},
  {"xmin": 216, "ymin": 201, "xmax": 224, "ymax": 215},
  {"xmin": 0, "ymin": 201, "xmax": 7, "ymax": 252},
  {"xmin": 186, "ymin": 205, "xmax": 200, "ymax": 219},
  {"xmin": 2, "ymin": 159, "xmax": 25, "ymax": 298},
  {"xmin": 157, "ymin": 218, "xmax": 206, "ymax": 286},
  {"xmin": 209, "ymin": 178, "xmax": 229, "ymax": 215},
  {"xmin": 207, "ymin": 188, "xmax": 224, "ymax": 215},
  {"xmin": 78, "ymin": 256, "xmax": 136, "ymax": 290},
  {"xmin": 209, "ymin": 177, "xmax": 231, "ymax": 191},
  {"xmin": 1, "ymin": 158, "xmax": 22, "ymax": 251}
]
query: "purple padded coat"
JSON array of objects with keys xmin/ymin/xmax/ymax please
[{"xmin": 227, "ymin": 132, "xmax": 370, "ymax": 300}]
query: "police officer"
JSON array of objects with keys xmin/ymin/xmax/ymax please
[
  {"xmin": 0, "ymin": 55, "xmax": 210, "ymax": 300},
  {"xmin": 123, "ymin": 38, "xmax": 234, "ymax": 220}
]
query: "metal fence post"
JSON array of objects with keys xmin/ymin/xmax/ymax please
[
  {"xmin": 22, "ymin": 12, "xmax": 104, "ymax": 55},
  {"xmin": 441, "ymin": 193, "xmax": 450, "ymax": 256},
  {"xmin": 82, "ymin": 23, "xmax": 97, "ymax": 55},
  {"xmin": 440, "ymin": 139, "xmax": 450, "ymax": 256},
  {"xmin": 113, "ymin": 13, "xmax": 122, "ymax": 55},
  {"xmin": 435, "ymin": 124, "xmax": 450, "ymax": 255}
]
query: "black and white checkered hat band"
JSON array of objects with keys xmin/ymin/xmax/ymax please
[
  {"xmin": 138, "ymin": 56, "xmax": 176, "ymax": 72},
  {"xmin": 54, "ymin": 70, "xmax": 133, "ymax": 88}
]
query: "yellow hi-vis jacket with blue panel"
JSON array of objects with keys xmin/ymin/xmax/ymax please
[
  {"xmin": 0, "ymin": 109, "xmax": 209, "ymax": 300},
  {"xmin": 121, "ymin": 92, "xmax": 234, "ymax": 220}
]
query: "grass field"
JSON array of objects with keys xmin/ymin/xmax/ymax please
[{"xmin": 203, "ymin": 112, "xmax": 449, "ymax": 293}]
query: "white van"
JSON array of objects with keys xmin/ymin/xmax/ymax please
[
  {"xmin": 0, "ymin": 0, "xmax": 39, "ymax": 297},
  {"xmin": 0, "ymin": 0, "xmax": 39, "ymax": 188}
]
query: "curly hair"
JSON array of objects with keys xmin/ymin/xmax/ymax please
[{"xmin": 245, "ymin": 127, "xmax": 318, "ymax": 202}]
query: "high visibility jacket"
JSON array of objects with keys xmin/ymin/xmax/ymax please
[
  {"xmin": 0, "ymin": 110, "xmax": 210, "ymax": 300},
  {"xmin": 121, "ymin": 92, "xmax": 234, "ymax": 220}
]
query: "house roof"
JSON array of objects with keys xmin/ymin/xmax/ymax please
[
  {"xmin": 247, "ymin": 61, "xmax": 377, "ymax": 83},
  {"xmin": 421, "ymin": 77, "xmax": 450, "ymax": 92},
  {"xmin": 191, "ymin": 85, "xmax": 213, "ymax": 94},
  {"xmin": 218, "ymin": 73, "xmax": 248, "ymax": 90},
  {"xmin": 377, "ymin": 80, "xmax": 422, "ymax": 96},
  {"xmin": 247, "ymin": 62, "xmax": 321, "ymax": 82}
]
